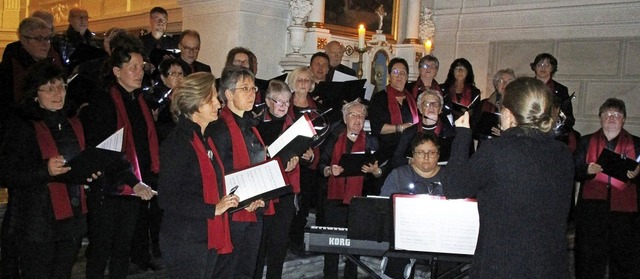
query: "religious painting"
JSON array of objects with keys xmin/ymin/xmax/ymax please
[{"xmin": 324, "ymin": 0, "xmax": 398, "ymax": 41}]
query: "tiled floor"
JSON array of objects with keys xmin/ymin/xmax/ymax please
[{"xmin": 1, "ymin": 204, "xmax": 575, "ymax": 279}]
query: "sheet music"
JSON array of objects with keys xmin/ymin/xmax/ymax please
[
  {"xmin": 224, "ymin": 160, "xmax": 287, "ymax": 202},
  {"xmin": 267, "ymin": 115, "xmax": 316, "ymax": 157},
  {"xmin": 96, "ymin": 128, "xmax": 124, "ymax": 152},
  {"xmin": 364, "ymin": 83, "xmax": 375, "ymax": 100},
  {"xmin": 394, "ymin": 196, "xmax": 479, "ymax": 255},
  {"xmin": 332, "ymin": 70, "xmax": 357, "ymax": 81}
]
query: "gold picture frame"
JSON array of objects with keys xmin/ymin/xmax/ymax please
[{"xmin": 323, "ymin": 0, "xmax": 399, "ymax": 43}]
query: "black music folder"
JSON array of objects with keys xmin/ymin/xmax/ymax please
[
  {"xmin": 314, "ymin": 79, "xmax": 366, "ymax": 121},
  {"xmin": 448, "ymin": 102, "xmax": 470, "ymax": 120},
  {"xmin": 347, "ymin": 196, "xmax": 391, "ymax": 243},
  {"xmin": 224, "ymin": 159, "xmax": 292, "ymax": 213},
  {"xmin": 267, "ymin": 115, "xmax": 316, "ymax": 163},
  {"xmin": 476, "ymin": 111, "xmax": 500, "ymax": 137},
  {"xmin": 255, "ymin": 73, "xmax": 288, "ymax": 93},
  {"xmin": 596, "ymin": 148, "xmax": 639, "ymax": 182},
  {"xmin": 148, "ymin": 48, "xmax": 178, "ymax": 67},
  {"xmin": 337, "ymin": 152, "xmax": 376, "ymax": 177},
  {"xmin": 58, "ymin": 147, "xmax": 122, "ymax": 184}
]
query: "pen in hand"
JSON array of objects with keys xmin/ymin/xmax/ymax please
[{"xmin": 229, "ymin": 185, "xmax": 239, "ymax": 195}]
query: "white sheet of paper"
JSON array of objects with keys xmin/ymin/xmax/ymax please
[
  {"xmin": 96, "ymin": 128, "xmax": 124, "ymax": 152},
  {"xmin": 394, "ymin": 196, "xmax": 479, "ymax": 255},
  {"xmin": 364, "ymin": 83, "xmax": 375, "ymax": 100},
  {"xmin": 267, "ymin": 115, "xmax": 315, "ymax": 158},
  {"xmin": 332, "ymin": 70, "xmax": 357, "ymax": 82},
  {"xmin": 224, "ymin": 160, "xmax": 287, "ymax": 202}
]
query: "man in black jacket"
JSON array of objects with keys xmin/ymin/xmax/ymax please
[{"xmin": 177, "ymin": 30, "xmax": 211, "ymax": 75}]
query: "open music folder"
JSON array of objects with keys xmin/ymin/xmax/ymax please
[
  {"xmin": 58, "ymin": 128, "xmax": 124, "ymax": 184},
  {"xmin": 392, "ymin": 194, "xmax": 479, "ymax": 255},
  {"xmin": 267, "ymin": 114, "xmax": 316, "ymax": 163},
  {"xmin": 224, "ymin": 159, "xmax": 292, "ymax": 213}
]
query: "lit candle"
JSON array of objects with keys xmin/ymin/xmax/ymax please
[
  {"xmin": 358, "ymin": 24, "xmax": 366, "ymax": 49},
  {"xmin": 424, "ymin": 39, "xmax": 433, "ymax": 54}
]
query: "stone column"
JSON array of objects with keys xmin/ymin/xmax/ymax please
[
  {"xmin": 403, "ymin": 0, "xmax": 421, "ymax": 44},
  {"xmin": 178, "ymin": 0, "xmax": 289, "ymax": 79},
  {"xmin": 305, "ymin": 0, "xmax": 325, "ymax": 28}
]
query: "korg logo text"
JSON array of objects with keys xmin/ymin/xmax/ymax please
[{"xmin": 329, "ymin": 237, "xmax": 350, "ymax": 246}]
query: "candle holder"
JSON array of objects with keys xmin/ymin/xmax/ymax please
[{"xmin": 355, "ymin": 46, "xmax": 368, "ymax": 79}]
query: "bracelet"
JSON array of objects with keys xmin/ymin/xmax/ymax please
[{"xmin": 395, "ymin": 124, "xmax": 400, "ymax": 133}]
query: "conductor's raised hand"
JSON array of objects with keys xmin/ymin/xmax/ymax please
[
  {"xmin": 133, "ymin": 182, "xmax": 157, "ymax": 200},
  {"xmin": 47, "ymin": 155, "xmax": 71, "ymax": 176},
  {"xmin": 455, "ymin": 111, "xmax": 470, "ymax": 128},
  {"xmin": 215, "ymin": 194, "xmax": 240, "ymax": 215}
]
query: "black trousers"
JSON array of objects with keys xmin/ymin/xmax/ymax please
[
  {"xmin": 0, "ymin": 193, "xmax": 20, "ymax": 279},
  {"xmin": 290, "ymin": 167, "xmax": 320, "ymax": 244},
  {"xmin": 214, "ymin": 214, "xmax": 263, "ymax": 279},
  {"xmin": 323, "ymin": 200, "xmax": 358, "ymax": 279},
  {"xmin": 130, "ymin": 196, "xmax": 163, "ymax": 265},
  {"xmin": 254, "ymin": 193, "xmax": 296, "ymax": 279},
  {"xmin": 19, "ymin": 237, "xmax": 82, "ymax": 279},
  {"xmin": 574, "ymin": 200, "xmax": 640, "ymax": 279},
  {"xmin": 160, "ymin": 233, "xmax": 218, "ymax": 279},
  {"xmin": 85, "ymin": 196, "xmax": 139, "ymax": 279}
]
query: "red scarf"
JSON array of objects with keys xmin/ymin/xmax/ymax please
[
  {"xmin": 546, "ymin": 79, "xmax": 556, "ymax": 94},
  {"xmin": 386, "ymin": 85, "xmax": 419, "ymax": 125},
  {"xmin": 583, "ymin": 129, "xmax": 637, "ymax": 212},
  {"xmin": 450, "ymin": 85, "xmax": 473, "ymax": 107},
  {"xmin": 219, "ymin": 107, "xmax": 275, "ymax": 221},
  {"xmin": 110, "ymin": 86, "xmax": 160, "ymax": 194},
  {"xmin": 190, "ymin": 131, "xmax": 233, "ymax": 254},
  {"xmin": 327, "ymin": 131, "xmax": 366, "ymax": 204},
  {"xmin": 33, "ymin": 117, "xmax": 88, "ymax": 220},
  {"xmin": 411, "ymin": 79, "xmax": 441, "ymax": 100}
]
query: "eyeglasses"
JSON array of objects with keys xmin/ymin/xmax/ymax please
[
  {"xmin": 38, "ymin": 83, "xmax": 67, "ymax": 94},
  {"xmin": 167, "ymin": 71, "xmax": 184, "ymax": 77},
  {"xmin": 422, "ymin": 101, "xmax": 441, "ymax": 108},
  {"xmin": 454, "ymin": 66, "xmax": 467, "ymax": 72},
  {"xmin": 152, "ymin": 17, "xmax": 168, "ymax": 24},
  {"xmin": 413, "ymin": 150, "xmax": 439, "ymax": 159},
  {"xmin": 391, "ymin": 68, "xmax": 407, "ymax": 77},
  {"xmin": 22, "ymin": 35, "xmax": 52, "ymax": 43},
  {"xmin": 346, "ymin": 112, "xmax": 366, "ymax": 120},
  {"xmin": 419, "ymin": 64, "xmax": 437, "ymax": 70},
  {"xmin": 536, "ymin": 62, "xmax": 552, "ymax": 69},
  {"xmin": 233, "ymin": 60, "xmax": 250, "ymax": 67},
  {"xmin": 601, "ymin": 111, "xmax": 623, "ymax": 119},
  {"xmin": 269, "ymin": 98, "xmax": 290, "ymax": 106},
  {"xmin": 232, "ymin": 86, "xmax": 258, "ymax": 94},
  {"xmin": 181, "ymin": 45, "xmax": 199, "ymax": 53},
  {"xmin": 497, "ymin": 78, "xmax": 514, "ymax": 85},
  {"xmin": 73, "ymin": 15, "xmax": 90, "ymax": 21},
  {"xmin": 296, "ymin": 78, "xmax": 312, "ymax": 84}
]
